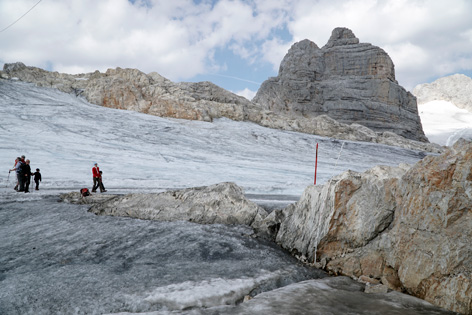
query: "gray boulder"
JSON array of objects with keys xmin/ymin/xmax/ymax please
[{"xmin": 83, "ymin": 182, "xmax": 268, "ymax": 229}]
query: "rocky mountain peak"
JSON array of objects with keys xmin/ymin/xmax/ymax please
[
  {"xmin": 323, "ymin": 27, "xmax": 360, "ymax": 48},
  {"xmin": 254, "ymin": 27, "xmax": 426, "ymax": 142}
]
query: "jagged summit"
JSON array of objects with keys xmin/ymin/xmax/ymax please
[{"xmin": 323, "ymin": 27, "xmax": 360, "ymax": 48}]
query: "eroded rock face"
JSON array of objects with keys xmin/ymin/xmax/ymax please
[
  {"xmin": 1, "ymin": 62, "xmax": 259, "ymax": 122},
  {"xmin": 63, "ymin": 182, "xmax": 268, "ymax": 229},
  {"xmin": 413, "ymin": 73, "xmax": 472, "ymax": 112},
  {"xmin": 253, "ymin": 27, "xmax": 427, "ymax": 142},
  {"xmin": 267, "ymin": 139, "xmax": 472, "ymax": 314}
]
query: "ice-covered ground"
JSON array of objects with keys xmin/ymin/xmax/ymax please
[{"xmin": 0, "ymin": 80, "xmax": 459, "ymax": 314}]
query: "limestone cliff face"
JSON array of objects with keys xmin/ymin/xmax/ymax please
[
  {"xmin": 262, "ymin": 139, "xmax": 472, "ymax": 314},
  {"xmin": 254, "ymin": 27, "xmax": 427, "ymax": 142},
  {"xmin": 413, "ymin": 73, "xmax": 472, "ymax": 112}
]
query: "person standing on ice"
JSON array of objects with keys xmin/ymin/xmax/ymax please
[
  {"xmin": 9, "ymin": 157, "xmax": 20, "ymax": 191},
  {"xmin": 16, "ymin": 155, "xmax": 26, "ymax": 192},
  {"xmin": 23, "ymin": 159, "xmax": 32, "ymax": 193},
  {"xmin": 33, "ymin": 168, "xmax": 42, "ymax": 190},
  {"xmin": 92, "ymin": 163, "xmax": 106, "ymax": 193},
  {"xmin": 98, "ymin": 170, "xmax": 106, "ymax": 192}
]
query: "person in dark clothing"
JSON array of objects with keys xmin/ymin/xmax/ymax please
[
  {"xmin": 99, "ymin": 170, "xmax": 106, "ymax": 191},
  {"xmin": 17, "ymin": 156, "xmax": 26, "ymax": 192},
  {"xmin": 23, "ymin": 159, "xmax": 32, "ymax": 193},
  {"xmin": 33, "ymin": 168, "xmax": 42, "ymax": 190}
]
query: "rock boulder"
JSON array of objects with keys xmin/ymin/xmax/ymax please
[
  {"xmin": 264, "ymin": 139, "xmax": 472, "ymax": 314},
  {"xmin": 74, "ymin": 182, "xmax": 269, "ymax": 229}
]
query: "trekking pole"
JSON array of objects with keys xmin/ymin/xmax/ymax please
[{"xmin": 5, "ymin": 170, "xmax": 11, "ymax": 188}]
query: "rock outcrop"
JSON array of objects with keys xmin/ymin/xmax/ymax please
[
  {"xmin": 0, "ymin": 62, "xmax": 260, "ymax": 122},
  {"xmin": 61, "ymin": 182, "xmax": 268, "ymax": 229},
  {"xmin": 260, "ymin": 139, "xmax": 472, "ymax": 314},
  {"xmin": 254, "ymin": 27, "xmax": 427, "ymax": 142},
  {"xmin": 413, "ymin": 73, "xmax": 472, "ymax": 112}
]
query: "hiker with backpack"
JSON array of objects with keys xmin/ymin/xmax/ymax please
[{"xmin": 92, "ymin": 163, "xmax": 107, "ymax": 193}]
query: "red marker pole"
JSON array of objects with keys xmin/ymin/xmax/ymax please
[{"xmin": 314, "ymin": 143, "xmax": 318, "ymax": 185}]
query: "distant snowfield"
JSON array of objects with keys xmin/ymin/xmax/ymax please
[{"xmin": 418, "ymin": 100, "xmax": 472, "ymax": 146}]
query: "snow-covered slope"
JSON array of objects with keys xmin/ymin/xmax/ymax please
[{"xmin": 0, "ymin": 80, "xmax": 425, "ymax": 197}]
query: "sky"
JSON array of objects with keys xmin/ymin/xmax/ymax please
[{"xmin": 1, "ymin": 0, "xmax": 472, "ymax": 100}]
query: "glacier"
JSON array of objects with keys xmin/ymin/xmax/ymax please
[{"xmin": 0, "ymin": 80, "xmax": 455, "ymax": 314}]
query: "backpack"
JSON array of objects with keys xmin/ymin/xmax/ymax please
[
  {"xmin": 17, "ymin": 161, "xmax": 25, "ymax": 174},
  {"xmin": 80, "ymin": 188, "xmax": 90, "ymax": 197}
]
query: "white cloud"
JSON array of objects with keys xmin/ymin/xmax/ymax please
[
  {"xmin": 1, "ymin": 0, "xmax": 472, "ymax": 93},
  {"xmin": 260, "ymin": 37, "xmax": 292, "ymax": 72}
]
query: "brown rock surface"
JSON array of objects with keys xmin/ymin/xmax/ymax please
[{"xmin": 268, "ymin": 139, "xmax": 472, "ymax": 314}]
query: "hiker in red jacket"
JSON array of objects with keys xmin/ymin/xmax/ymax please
[{"xmin": 92, "ymin": 163, "xmax": 106, "ymax": 193}]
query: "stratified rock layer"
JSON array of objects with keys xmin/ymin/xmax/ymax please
[
  {"xmin": 254, "ymin": 27, "xmax": 427, "ymax": 142},
  {"xmin": 265, "ymin": 139, "xmax": 472, "ymax": 314},
  {"xmin": 413, "ymin": 73, "xmax": 472, "ymax": 112}
]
